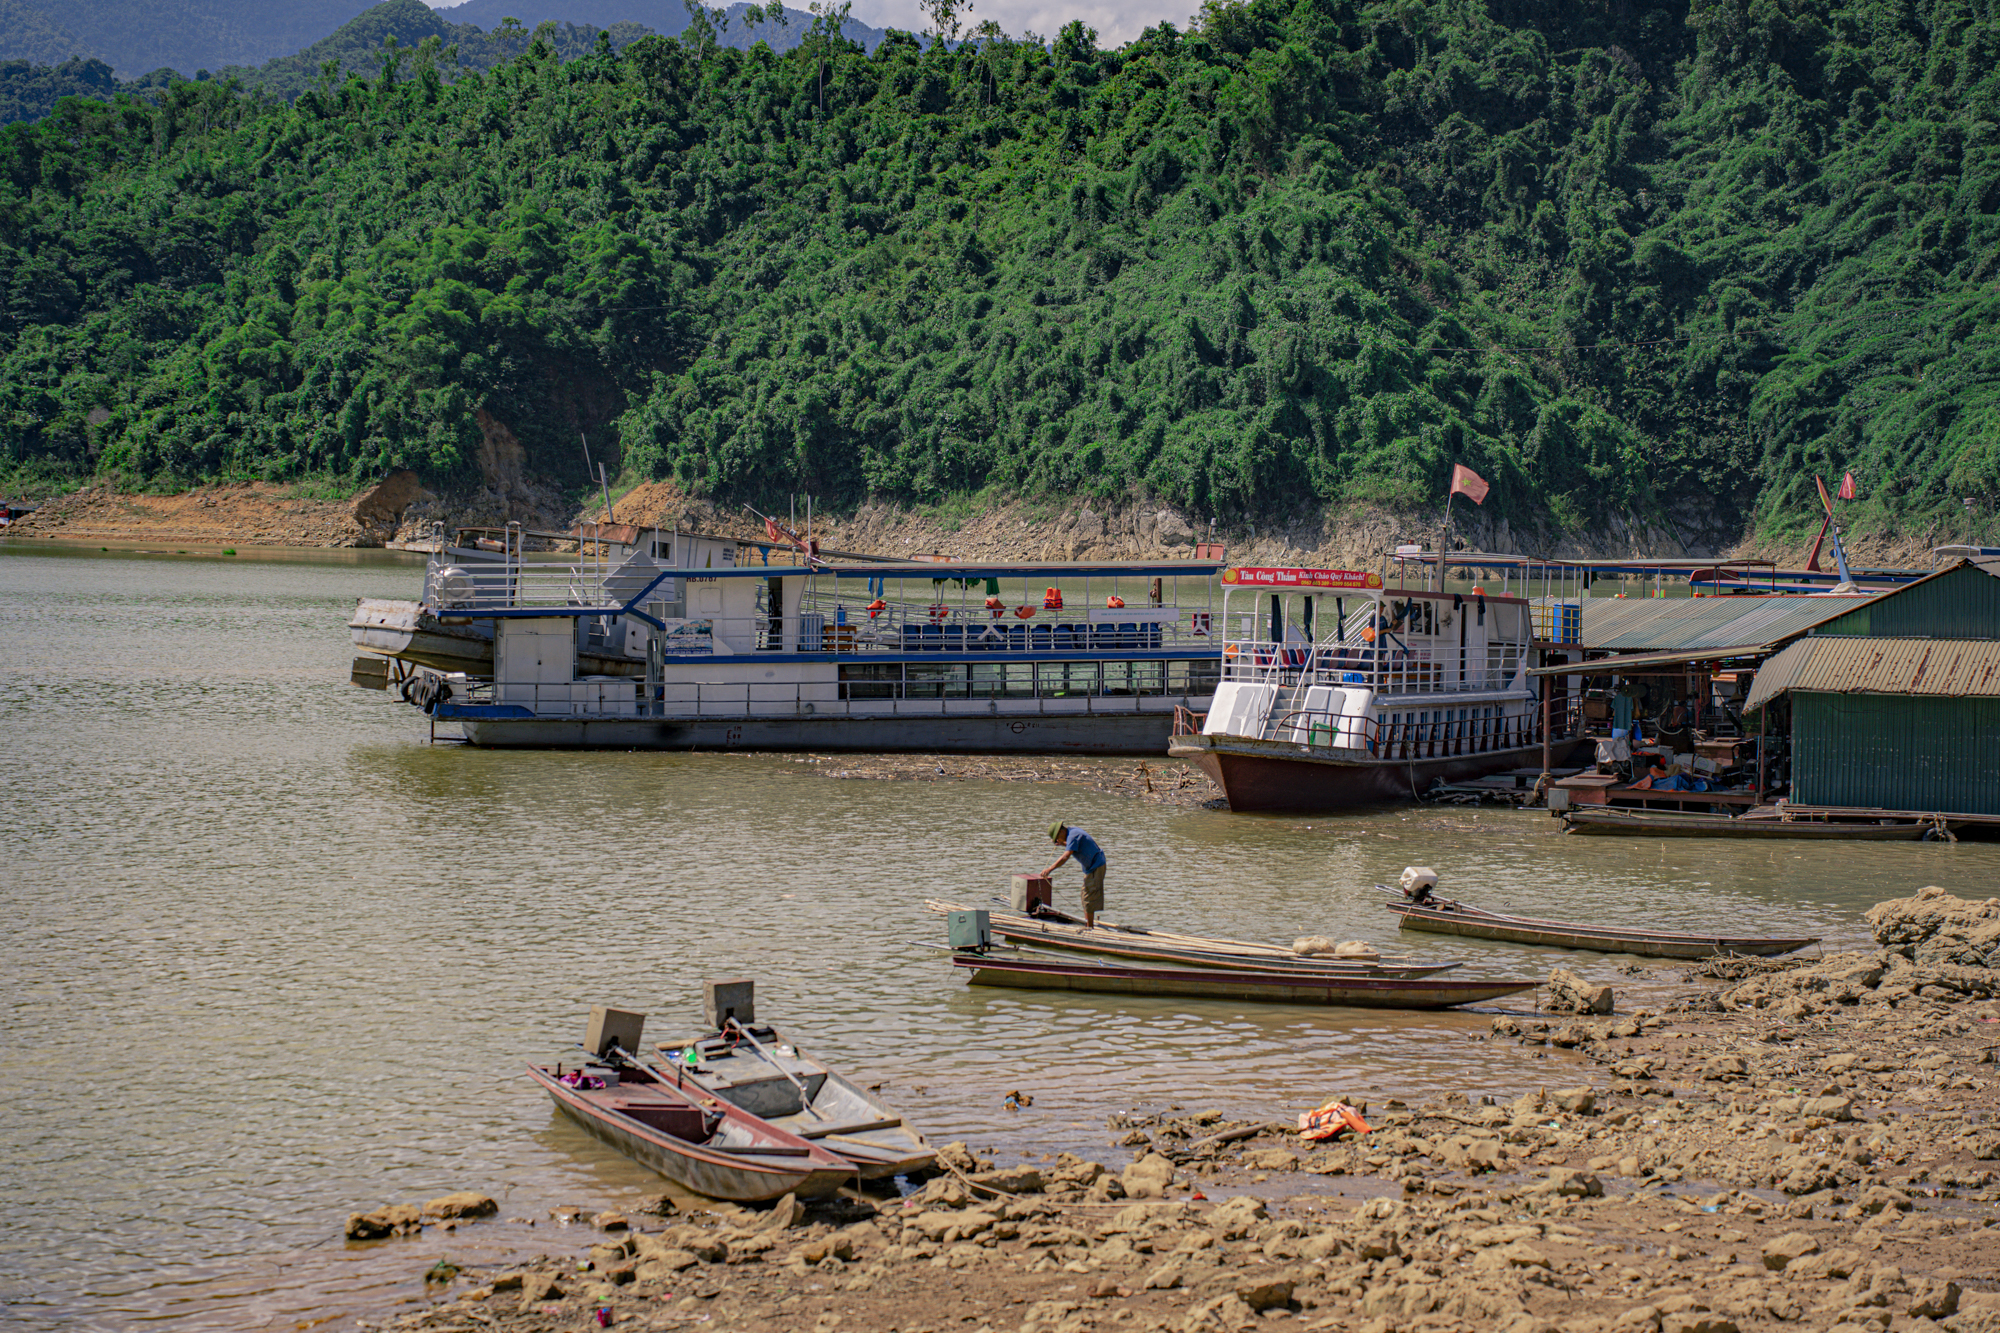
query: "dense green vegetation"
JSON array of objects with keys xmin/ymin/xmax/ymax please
[
  {"xmin": 0, "ymin": 57, "xmax": 171, "ymax": 123},
  {"xmin": 2, "ymin": 0, "xmax": 1996, "ymax": 539}
]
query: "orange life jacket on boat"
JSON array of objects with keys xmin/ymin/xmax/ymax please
[
  {"xmin": 985, "ymin": 596, "xmax": 1006, "ymax": 619},
  {"xmin": 866, "ymin": 597, "xmax": 887, "ymax": 619},
  {"xmin": 1043, "ymin": 587, "xmax": 1064, "ymax": 610},
  {"xmin": 1014, "ymin": 606, "xmax": 1036, "ymax": 619},
  {"xmin": 1105, "ymin": 595, "xmax": 1125, "ymax": 608},
  {"xmin": 928, "ymin": 604, "xmax": 950, "ymax": 624}
]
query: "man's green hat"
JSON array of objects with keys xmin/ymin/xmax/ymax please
[{"xmin": 1049, "ymin": 820, "xmax": 1067, "ymax": 843}]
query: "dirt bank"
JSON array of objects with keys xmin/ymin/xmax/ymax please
[
  {"xmin": 4, "ymin": 470, "xmax": 1964, "ymax": 575},
  {"xmin": 347, "ymin": 887, "xmax": 2000, "ymax": 1333}
]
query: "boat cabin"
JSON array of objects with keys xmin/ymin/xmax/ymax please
[
  {"xmin": 370, "ymin": 520, "xmax": 1229, "ymax": 750},
  {"xmin": 1197, "ymin": 567, "xmax": 1541, "ymax": 761}
]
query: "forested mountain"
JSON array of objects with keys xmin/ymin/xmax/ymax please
[
  {"xmin": 0, "ymin": 0, "xmax": 88, "ymax": 65},
  {"xmin": 213, "ymin": 0, "xmax": 662, "ymax": 101},
  {"xmin": 2, "ymin": 0, "xmax": 1996, "ymax": 541},
  {"xmin": 0, "ymin": 0, "xmax": 391, "ymax": 77}
]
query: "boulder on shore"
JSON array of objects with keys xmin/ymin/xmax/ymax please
[
  {"xmin": 1867, "ymin": 887, "xmax": 2000, "ymax": 968},
  {"xmin": 1546, "ymin": 968, "xmax": 1614, "ymax": 1014}
]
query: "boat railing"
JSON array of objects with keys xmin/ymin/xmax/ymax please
[
  {"xmin": 466, "ymin": 676, "xmax": 1206, "ymax": 720},
  {"xmin": 813, "ymin": 602, "xmax": 1213, "ymax": 655},
  {"xmin": 1219, "ymin": 639, "xmax": 1520, "ymax": 695},
  {"xmin": 1251, "ymin": 706, "xmax": 1548, "ymax": 759}
]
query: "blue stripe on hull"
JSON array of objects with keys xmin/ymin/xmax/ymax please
[{"xmin": 460, "ymin": 711, "xmax": 1190, "ymax": 753}]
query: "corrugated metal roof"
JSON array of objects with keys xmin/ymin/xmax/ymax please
[
  {"xmin": 1580, "ymin": 595, "xmax": 1870, "ymax": 652},
  {"xmin": 1528, "ymin": 644, "xmax": 1775, "ymax": 677},
  {"xmin": 1746, "ymin": 637, "xmax": 2000, "ymax": 711},
  {"xmin": 1810, "ymin": 559, "xmax": 2000, "ymax": 640}
]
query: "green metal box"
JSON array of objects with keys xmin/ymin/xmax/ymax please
[{"xmin": 947, "ymin": 909, "xmax": 992, "ymax": 951}]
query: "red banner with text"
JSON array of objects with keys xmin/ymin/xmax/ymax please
[{"xmin": 1222, "ymin": 567, "xmax": 1383, "ymax": 590}]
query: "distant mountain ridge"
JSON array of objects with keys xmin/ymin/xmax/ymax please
[
  {"xmin": 0, "ymin": 0, "xmax": 90, "ymax": 65},
  {"xmin": 2, "ymin": 0, "xmax": 386, "ymax": 76}
]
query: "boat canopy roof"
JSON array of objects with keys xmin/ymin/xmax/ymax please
[
  {"xmin": 825, "ymin": 559, "xmax": 1223, "ymax": 580},
  {"xmin": 1529, "ymin": 643, "xmax": 1777, "ymax": 677},
  {"xmin": 1393, "ymin": 549, "xmax": 1928, "ymax": 583}
]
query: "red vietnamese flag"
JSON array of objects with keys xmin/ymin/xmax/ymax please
[
  {"xmin": 1838, "ymin": 471, "xmax": 1857, "ymax": 501},
  {"xmin": 1450, "ymin": 464, "xmax": 1490, "ymax": 505}
]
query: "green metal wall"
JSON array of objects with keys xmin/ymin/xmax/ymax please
[
  {"xmin": 1814, "ymin": 564, "xmax": 2000, "ymax": 639},
  {"xmin": 1793, "ymin": 692, "xmax": 2000, "ymax": 814}
]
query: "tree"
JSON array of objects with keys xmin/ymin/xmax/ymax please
[{"xmin": 918, "ymin": 0, "xmax": 970, "ymax": 50}]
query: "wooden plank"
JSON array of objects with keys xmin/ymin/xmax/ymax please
[{"xmin": 796, "ymin": 1117, "xmax": 905, "ymax": 1140}]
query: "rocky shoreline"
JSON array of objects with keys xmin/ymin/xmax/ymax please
[{"xmin": 342, "ymin": 888, "xmax": 1999, "ymax": 1333}]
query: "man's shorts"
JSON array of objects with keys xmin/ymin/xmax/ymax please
[{"xmin": 1081, "ymin": 867, "xmax": 1106, "ymax": 913}]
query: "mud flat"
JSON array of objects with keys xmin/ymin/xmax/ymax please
[
  {"xmin": 737, "ymin": 752, "xmax": 1229, "ymax": 810},
  {"xmin": 349, "ymin": 888, "xmax": 2000, "ymax": 1333}
]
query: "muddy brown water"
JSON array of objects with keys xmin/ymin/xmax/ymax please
[{"xmin": 3, "ymin": 541, "xmax": 1994, "ymax": 1332}]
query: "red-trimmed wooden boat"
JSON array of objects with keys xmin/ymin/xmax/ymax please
[
  {"xmin": 1562, "ymin": 806, "xmax": 1931, "ymax": 840},
  {"xmin": 952, "ymin": 952, "xmax": 1531, "ymax": 1009},
  {"xmin": 926, "ymin": 900, "xmax": 1458, "ymax": 978},
  {"xmin": 656, "ymin": 1025, "xmax": 934, "ymax": 1182},
  {"xmin": 1382, "ymin": 891, "xmax": 1819, "ymax": 959},
  {"xmin": 528, "ymin": 1061, "xmax": 855, "ymax": 1202}
]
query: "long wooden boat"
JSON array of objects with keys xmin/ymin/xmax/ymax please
[
  {"xmin": 528, "ymin": 1061, "xmax": 855, "ymax": 1202},
  {"xmin": 953, "ymin": 952, "xmax": 1532, "ymax": 1009},
  {"xmin": 655, "ymin": 1025, "xmax": 933, "ymax": 1181},
  {"xmin": 1563, "ymin": 806, "xmax": 1932, "ymax": 840},
  {"xmin": 926, "ymin": 900, "xmax": 1456, "ymax": 978},
  {"xmin": 1383, "ymin": 894, "xmax": 1819, "ymax": 959}
]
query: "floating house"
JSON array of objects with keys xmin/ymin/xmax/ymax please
[{"xmin": 1745, "ymin": 558, "xmax": 2000, "ymax": 817}]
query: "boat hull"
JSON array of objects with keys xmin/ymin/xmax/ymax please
[
  {"xmin": 530, "ymin": 1065, "xmax": 853, "ymax": 1202},
  {"xmin": 1168, "ymin": 734, "xmax": 1589, "ymax": 812},
  {"xmin": 974, "ymin": 915, "xmax": 1456, "ymax": 978},
  {"xmin": 1564, "ymin": 808, "xmax": 1931, "ymax": 840},
  {"xmin": 955, "ymin": 953, "xmax": 1530, "ymax": 1009},
  {"xmin": 1386, "ymin": 903, "xmax": 1818, "ymax": 959},
  {"xmin": 459, "ymin": 708, "xmax": 1186, "ymax": 754}
]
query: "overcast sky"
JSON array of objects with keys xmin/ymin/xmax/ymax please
[{"xmin": 424, "ymin": 0, "xmax": 1204, "ymax": 49}]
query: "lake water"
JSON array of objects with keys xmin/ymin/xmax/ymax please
[{"xmin": 3, "ymin": 541, "xmax": 1993, "ymax": 1332}]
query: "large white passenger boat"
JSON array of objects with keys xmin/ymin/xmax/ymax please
[
  {"xmin": 350, "ymin": 523, "xmax": 1225, "ymax": 752},
  {"xmin": 1167, "ymin": 565, "xmax": 1589, "ymax": 810}
]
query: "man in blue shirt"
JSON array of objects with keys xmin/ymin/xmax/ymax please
[{"xmin": 1044, "ymin": 821, "xmax": 1107, "ymax": 928}]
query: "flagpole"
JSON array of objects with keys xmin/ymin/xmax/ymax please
[{"xmin": 1437, "ymin": 488, "xmax": 1453, "ymax": 593}]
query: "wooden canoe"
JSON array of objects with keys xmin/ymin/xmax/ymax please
[
  {"xmin": 927, "ymin": 900, "xmax": 1457, "ymax": 978},
  {"xmin": 1382, "ymin": 894, "xmax": 1819, "ymax": 959},
  {"xmin": 655, "ymin": 1025, "xmax": 934, "ymax": 1181},
  {"xmin": 528, "ymin": 1061, "xmax": 855, "ymax": 1202},
  {"xmin": 1563, "ymin": 806, "xmax": 1931, "ymax": 840},
  {"xmin": 953, "ymin": 952, "xmax": 1532, "ymax": 1009}
]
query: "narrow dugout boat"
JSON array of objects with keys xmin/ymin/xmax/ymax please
[
  {"xmin": 925, "ymin": 900, "xmax": 1456, "ymax": 977},
  {"xmin": 952, "ymin": 952, "xmax": 1532, "ymax": 1009},
  {"xmin": 1562, "ymin": 806, "xmax": 1933, "ymax": 841},
  {"xmin": 1382, "ymin": 891, "xmax": 1819, "ymax": 959},
  {"xmin": 527, "ymin": 1060, "xmax": 855, "ymax": 1202},
  {"xmin": 657, "ymin": 1023, "xmax": 933, "ymax": 1181}
]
